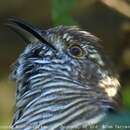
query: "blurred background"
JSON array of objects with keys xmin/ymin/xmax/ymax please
[{"xmin": 0, "ymin": 0, "xmax": 130, "ymax": 130}]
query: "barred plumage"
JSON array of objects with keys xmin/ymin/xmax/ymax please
[{"xmin": 8, "ymin": 18, "xmax": 121, "ymax": 130}]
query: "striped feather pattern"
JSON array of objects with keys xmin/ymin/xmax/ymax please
[
  {"xmin": 10, "ymin": 25, "xmax": 121, "ymax": 130},
  {"xmin": 12, "ymin": 52, "xmax": 106, "ymax": 130}
]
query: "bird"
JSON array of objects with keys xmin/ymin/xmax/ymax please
[{"xmin": 7, "ymin": 18, "xmax": 121, "ymax": 130}]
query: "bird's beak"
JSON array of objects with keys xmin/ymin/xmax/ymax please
[{"xmin": 6, "ymin": 18, "xmax": 56, "ymax": 50}]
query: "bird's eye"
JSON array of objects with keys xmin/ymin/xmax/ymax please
[{"xmin": 68, "ymin": 44, "xmax": 84, "ymax": 58}]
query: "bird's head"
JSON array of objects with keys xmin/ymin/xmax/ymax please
[{"xmin": 8, "ymin": 19, "xmax": 121, "ymax": 129}]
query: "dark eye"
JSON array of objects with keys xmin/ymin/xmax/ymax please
[{"xmin": 68, "ymin": 44, "xmax": 84, "ymax": 58}]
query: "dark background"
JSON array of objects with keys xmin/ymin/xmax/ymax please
[{"xmin": 0, "ymin": 0, "xmax": 130, "ymax": 130}]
